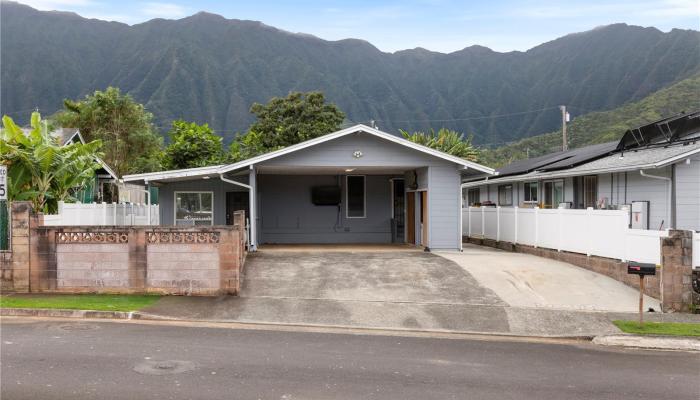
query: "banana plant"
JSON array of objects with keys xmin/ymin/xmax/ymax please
[{"xmin": 1, "ymin": 112, "xmax": 103, "ymax": 213}]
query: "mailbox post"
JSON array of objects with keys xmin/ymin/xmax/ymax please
[{"xmin": 627, "ymin": 262, "xmax": 657, "ymax": 324}]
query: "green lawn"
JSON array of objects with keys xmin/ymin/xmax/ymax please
[
  {"xmin": 0, "ymin": 294, "xmax": 161, "ymax": 312},
  {"xmin": 613, "ymin": 320, "xmax": 700, "ymax": 337}
]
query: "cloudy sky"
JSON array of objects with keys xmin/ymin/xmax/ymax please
[{"xmin": 15, "ymin": 0, "xmax": 700, "ymax": 53}]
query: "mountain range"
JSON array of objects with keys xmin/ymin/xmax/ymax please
[{"xmin": 1, "ymin": 1, "xmax": 699, "ymax": 145}]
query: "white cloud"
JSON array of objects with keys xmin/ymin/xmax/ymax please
[
  {"xmin": 18, "ymin": 0, "xmax": 94, "ymax": 10},
  {"xmin": 141, "ymin": 2, "xmax": 188, "ymax": 19}
]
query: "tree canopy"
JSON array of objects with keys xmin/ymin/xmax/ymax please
[
  {"xmin": 249, "ymin": 91, "xmax": 345, "ymax": 149},
  {"xmin": 400, "ymin": 128, "xmax": 480, "ymax": 162},
  {"xmin": 0, "ymin": 112, "xmax": 103, "ymax": 213},
  {"xmin": 162, "ymin": 120, "xmax": 225, "ymax": 169},
  {"xmin": 54, "ymin": 87, "xmax": 162, "ymax": 177}
]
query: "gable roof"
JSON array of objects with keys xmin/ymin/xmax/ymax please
[{"xmin": 124, "ymin": 124, "xmax": 494, "ymax": 182}]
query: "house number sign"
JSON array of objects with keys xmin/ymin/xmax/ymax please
[{"xmin": 0, "ymin": 165, "xmax": 6, "ymax": 200}]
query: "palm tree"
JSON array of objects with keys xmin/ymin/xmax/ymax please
[{"xmin": 400, "ymin": 128, "xmax": 480, "ymax": 162}]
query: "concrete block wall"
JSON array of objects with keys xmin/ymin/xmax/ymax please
[{"xmin": 1, "ymin": 202, "xmax": 247, "ymax": 296}]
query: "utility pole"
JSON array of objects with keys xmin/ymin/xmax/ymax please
[{"xmin": 559, "ymin": 105, "xmax": 569, "ymax": 151}]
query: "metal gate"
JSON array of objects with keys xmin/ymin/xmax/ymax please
[{"xmin": 0, "ymin": 200, "xmax": 8, "ymax": 250}]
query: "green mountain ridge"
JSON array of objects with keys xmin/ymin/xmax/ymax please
[
  {"xmin": 480, "ymin": 73, "xmax": 700, "ymax": 167},
  {"xmin": 1, "ymin": 1, "xmax": 699, "ymax": 145}
]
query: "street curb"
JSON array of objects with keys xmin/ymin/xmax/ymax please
[
  {"xmin": 592, "ymin": 334, "xmax": 700, "ymax": 351},
  {"xmin": 1, "ymin": 307, "xmax": 594, "ymax": 341},
  {"xmin": 1, "ymin": 307, "xmax": 137, "ymax": 320}
]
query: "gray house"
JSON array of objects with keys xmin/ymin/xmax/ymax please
[
  {"xmin": 462, "ymin": 111, "xmax": 700, "ymax": 231},
  {"xmin": 124, "ymin": 124, "xmax": 495, "ymax": 250}
]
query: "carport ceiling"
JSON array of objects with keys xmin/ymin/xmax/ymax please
[{"xmin": 255, "ymin": 165, "xmax": 416, "ymax": 175}]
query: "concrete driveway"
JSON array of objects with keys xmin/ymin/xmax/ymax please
[{"xmin": 436, "ymin": 244, "xmax": 661, "ymax": 313}]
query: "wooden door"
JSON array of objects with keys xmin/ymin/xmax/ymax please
[
  {"xmin": 226, "ymin": 192, "xmax": 250, "ymax": 225},
  {"xmin": 407, "ymin": 192, "xmax": 415, "ymax": 244},
  {"xmin": 420, "ymin": 191, "xmax": 428, "ymax": 247}
]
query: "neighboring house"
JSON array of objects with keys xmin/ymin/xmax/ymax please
[
  {"xmin": 123, "ymin": 124, "xmax": 495, "ymax": 251},
  {"xmin": 50, "ymin": 128, "xmax": 121, "ymax": 203},
  {"xmin": 463, "ymin": 111, "xmax": 700, "ymax": 231}
]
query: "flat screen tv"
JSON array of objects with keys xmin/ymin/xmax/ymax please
[{"xmin": 311, "ymin": 185, "xmax": 341, "ymax": 206}]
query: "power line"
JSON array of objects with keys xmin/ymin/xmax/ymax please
[{"xmin": 372, "ymin": 106, "xmax": 560, "ymax": 124}]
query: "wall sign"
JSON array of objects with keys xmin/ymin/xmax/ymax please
[{"xmin": 0, "ymin": 165, "xmax": 6, "ymax": 200}]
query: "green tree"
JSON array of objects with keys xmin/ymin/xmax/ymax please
[
  {"xmin": 54, "ymin": 87, "xmax": 162, "ymax": 177},
  {"xmin": 400, "ymin": 128, "xmax": 480, "ymax": 161},
  {"xmin": 228, "ymin": 130, "xmax": 279, "ymax": 163},
  {"xmin": 0, "ymin": 112, "xmax": 103, "ymax": 213},
  {"xmin": 249, "ymin": 91, "xmax": 345, "ymax": 148},
  {"xmin": 162, "ymin": 120, "xmax": 224, "ymax": 169}
]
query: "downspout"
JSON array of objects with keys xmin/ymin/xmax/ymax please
[{"xmin": 639, "ymin": 170, "xmax": 673, "ymax": 229}]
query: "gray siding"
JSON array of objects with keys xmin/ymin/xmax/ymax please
[
  {"xmin": 428, "ymin": 164, "xmax": 461, "ymax": 249},
  {"xmin": 258, "ymin": 174, "xmax": 397, "ymax": 244},
  {"xmin": 158, "ymin": 178, "xmax": 247, "ymax": 226},
  {"xmin": 675, "ymin": 156, "xmax": 700, "ymax": 231}
]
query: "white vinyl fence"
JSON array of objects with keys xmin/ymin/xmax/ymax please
[
  {"xmin": 693, "ymin": 231, "xmax": 700, "ymax": 269},
  {"xmin": 43, "ymin": 201, "xmax": 159, "ymax": 226},
  {"xmin": 463, "ymin": 206, "xmax": 668, "ymax": 264}
]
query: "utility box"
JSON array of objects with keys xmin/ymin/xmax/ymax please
[{"xmin": 631, "ymin": 201, "xmax": 649, "ymax": 230}]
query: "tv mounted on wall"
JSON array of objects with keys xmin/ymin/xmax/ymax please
[{"xmin": 311, "ymin": 186, "xmax": 341, "ymax": 206}]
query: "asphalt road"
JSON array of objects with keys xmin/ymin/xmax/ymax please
[{"xmin": 1, "ymin": 318, "xmax": 698, "ymax": 400}]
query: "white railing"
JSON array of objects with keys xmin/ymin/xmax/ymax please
[
  {"xmin": 43, "ymin": 201, "xmax": 159, "ymax": 226},
  {"xmin": 463, "ymin": 206, "xmax": 668, "ymax": 264}
]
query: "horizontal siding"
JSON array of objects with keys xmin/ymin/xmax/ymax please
[
  {"xmin": 429, "ymin": 165, "xmax": 460, "ymax": 249},
  {"xmin": 675, "ymin": 156, "xmax": 700, "ymax": 231}
]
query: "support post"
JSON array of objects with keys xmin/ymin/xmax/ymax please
[
  {"xmin": 481, "ymin": 206, "xmax": 485, "ymax": 238},
  {"xmin": 496, "ymin": 206, "xmax": 500, "ymax": 242},
  {"xmin": 639, "ymin": 275, "xmax": 645, "ymax": 325},
  {"xmin": 514, "ymin": 206, "xmax": 518, "ymax": 244},
  {"xmin": 248, "ymin": 166, "xmax": 257, "ymax": 251}
]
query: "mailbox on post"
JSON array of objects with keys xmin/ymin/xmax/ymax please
[
  {"xmin": 627, "ymin": 261, "xmax": 657, "ymax": 324},
  {"xmin": 627, "ymin": 262, "xmax": 656, "ymax": 276}
]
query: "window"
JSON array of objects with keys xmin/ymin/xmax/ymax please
[
  {"xmin": 498, "ymin": 184, "xmax": 513, "ymax": 206},
  {"xmin": 346, "ymin": 175, "xmax": 366, "ymax": 218},
  {"xmin": 523, "ymin": 182, "xmax": 538, "ymax": 203},
  {"xmin": 467, "ymin": 188, "xmax": 480, "ymax": 206},
  {"xmin": 543, "ymin": 180, "xmax": 564, "ymax": 208},
  {"xmin": 583, "ymin": 176, "xmax": 597, "ymax": 208},
  {"xmin": 175, "ymin": 191, "xmax": 213, "ymax": 225}
]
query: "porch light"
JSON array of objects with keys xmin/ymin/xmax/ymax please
[
  {"xmin": 202, "ymin": 176, "xmax": 210, "ymax": 180},
  {"xmin": 345, "ymin": 168, "xmax": 356, "ymax": 172}
]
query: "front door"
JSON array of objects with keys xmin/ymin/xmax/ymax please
[
  {"xmin": 226, "ymin": 191, "xmax": 250, "ymax": 225},
  {"xmin": 407, "ymin": 192, "xmax": 415, "ymax": 244},
  {"xmin": 391, "ymin": 179, "xmax": 405, "ymax": 243},
  {"xmin": 420, "ymin": 191, "xmax": 428, "ymax": 247}
]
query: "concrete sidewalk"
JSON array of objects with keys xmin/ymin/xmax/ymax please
[{"xmin": 139, "ymin": 295, "xmax": 700, "ymax": 337}]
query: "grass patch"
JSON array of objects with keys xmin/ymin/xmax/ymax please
[
  {"xmin": 613, "ymin": 320, "xmax": 700, "ymax": 337},
  {"xmin": 0, "ymin": 294, "xmax": 161, "ymax": 312}
]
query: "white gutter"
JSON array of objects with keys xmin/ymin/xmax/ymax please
[
  {"xmin": 219, "ymin": 173, "xmax": 251, "ymax": 190},
  {"xmin": 639, "ymin": 170, "xmax": 673, "ymax": 229}
]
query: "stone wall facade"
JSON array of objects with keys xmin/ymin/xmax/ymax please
[
  {"xmin": 465, "ymin": 231, "xmax": 696, "ymax": 313},
  {"xmin": 0, "ymin": 202, "xmax": 247, "ymax": 296}
]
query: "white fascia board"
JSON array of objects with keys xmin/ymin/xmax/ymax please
[
  {"xmin": 218, "ymin": 124, "xmax": 495, "ymax": 175},
  {"xmin": 653, "ymin": 146, "xmax": 700, "ymax": 168},
  {"xmin": 95, "ymin": 157, "xmax": 119, "ymax": 180},
  {"xmin": 122, "ymin": 165, "xmax": 225, "ymax": 182}
]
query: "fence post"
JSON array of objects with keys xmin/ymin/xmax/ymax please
[
  {"xmin": 514, "ymin": 206, "xmax": 518, "ymax": 244},
  {"xmin": 586, "ymin": 207, "xmax": 592, "ymax": 256},
  {"xmin": 496, "ymin": 206, "xmax": 501, "ymax": 242},
  {"xmin": 481, "ymin": 206, "xmax": 485, "ymax": 238},
  {"xmin": 557, "ymin": 207, "xmax": 562, "ymax": 252},
  {"xmin": 467, "ymin": 207, "xmax": 472, "ymax": 237},
  {"xmin": 534, "ymin": 207, "xmax": 539, "ymax": 248}
]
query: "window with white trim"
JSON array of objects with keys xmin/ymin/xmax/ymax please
[
  {"xmin": 175, "ymin": 191, "xmax": 213, "ymax": 225},
  {"xmin": 346, "ymin": 175, "xmax": 366, "ymax": 218},
  {"xmin": 498, "ymin": 184, "xmax": 513, "ymax": 206},
  {"xmin": 524, "ymin": 182, "xmax": 538, "ymax": 202}
]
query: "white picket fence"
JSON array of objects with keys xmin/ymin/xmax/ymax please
[
  {"xmin": 463, "ymin": 206, "xmax": 669, "ymax": 264},
  {"xmin": 693, "ymin": 231, "xmax": 700, "ymax": 269},
  {"xmin": 43, "ymin": 201, "xmax": 159, "ymax": 226}
]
